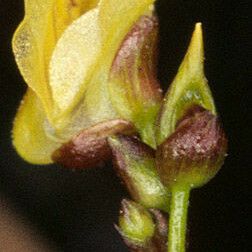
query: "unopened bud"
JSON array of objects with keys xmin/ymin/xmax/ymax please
[
  {"xmin": 108, "ymin": 135, "xmax": 169, "ymax": 212},
  {"xmin": 116, "ymin": 200, "xmax": 168, "ymax": 252},
  {"xmin": 117, "ymin": 199, "xmax": 155, "ymax": 247},
  {"xmin": 156, "ymin": 106, "xmax": 227, "ymax": 189}
]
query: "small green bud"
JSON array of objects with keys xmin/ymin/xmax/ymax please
[
  {"xmin": 108, "ymin": 135, "xmax": 169, "ymax": 212},
  {"xmin": 118, "ymin": 199, "xmax": 155, "ymax": 246},
  {"xmin": 116, "ymin": 200, "xmax": 168, "ymax": 251},
  {"xmin": 156, "ymin": 106, "xmax": 228, "ymax": 189}
]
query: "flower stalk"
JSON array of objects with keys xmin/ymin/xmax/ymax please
[{"xmin": 168, "ymin": 187, "xmax": 190, "ymax": 252}]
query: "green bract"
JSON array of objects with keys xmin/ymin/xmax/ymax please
[
  {"xmin": 155, "ymin": 24, "xmax": 227, "ymax": 190},
  {"xmin": 156, "ymin": 23, "xmax": 216, "ymax": 145}
]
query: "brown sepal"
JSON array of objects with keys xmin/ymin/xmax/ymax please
[
  {"xmin": 149, "ymin": 209, "xmax": 168, "ymax": 252},
  {"xmin": 52, "ymin": 119, "xmax": 135, "ymax": 169},
  {"xmin": 111, "ymin": 14, "xmax": 162, "ymax": 102},
  {"xmin": 156, "ymin": 105, "xmax": 228, "ymax": 188}
]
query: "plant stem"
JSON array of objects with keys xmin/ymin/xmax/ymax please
[{"xmin": 167, "ymin": 186, "xmax": 190, "ymax": 252}]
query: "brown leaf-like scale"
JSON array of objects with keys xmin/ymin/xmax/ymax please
[
  {"xmin": 52, "ymin": 119, "xmax": 135, "ymax": 169},
  {"xmin": 156, "ymin": 105, "xmax": 228, "ymax": 188}
]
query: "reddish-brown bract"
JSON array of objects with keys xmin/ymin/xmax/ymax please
[
  {"xmin": 52, "ymin": 119, "xmax": 134, "ymax": 169},
  {"xmin": 111, "ymin": 15, "xmax": 162, "ymax": 107},
  {"xmin": 109, "ymin": 135, "xmax": 155, "ymax": 202},
  {"xmin": 156, "ymin": 106, "xmax": 228, "ymax": 188}
]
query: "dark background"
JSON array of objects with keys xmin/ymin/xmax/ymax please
[{"xmin": 0, "ymin": 0, "xmax": 250, "ymax": 251}]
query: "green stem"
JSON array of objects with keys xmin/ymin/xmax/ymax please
[{"xmin": 167, "ymin": 186, "xmax": 190, "ymax": 252}]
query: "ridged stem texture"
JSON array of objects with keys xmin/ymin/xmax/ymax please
[{"xmin": 168, "ymin": 186, "xmax": 190, "ymax": 252}]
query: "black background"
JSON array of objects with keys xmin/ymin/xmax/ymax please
[{"xmin": 0, "ymin": 0, "xmax": 250, "ymax": 251}]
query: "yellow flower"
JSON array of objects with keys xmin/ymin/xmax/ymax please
[{"xmin": 12, "ymin": 0, "xmax": 158, "ymax": 165}]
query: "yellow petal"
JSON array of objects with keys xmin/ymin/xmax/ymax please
[
  {"xmin": 49, "ymin": 8, "xmax": 101, "ymax": 114},
  {"xmin": 97, "ymin": 0, "xmax": 155, "ymax": 75},
  {"xmin": 12, "ymin": 0, "xmax": 99, "ymax": 120},
  {"xmin": 99, "ymin": 0, "xmax": 155, "ymax": 40},
  {"xmin": 49, "ymin": 0, "xmax": 155, "ymax": 123},
  {"xmin": 49, "ymin": 7, "xmax": 119, "ymax": 134},
  {"xmin": 156, "ymin": 23, "xmax": 216, "ymax": 144},
  {"xmin": 12, "ymin": 89, "xmax": 61, "ymax": 164}
]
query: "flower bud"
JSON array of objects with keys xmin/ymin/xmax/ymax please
[
  {"xmin": 156, "ymin": 106, "xmax": 228, "ymax": 189},
  {"xmin": 117, "ymin": 199, "xmax": 155, "ymax": 247},
  {"xmin": 108, "ymin": 135, "xmax": 169, "ymax": 211},
  {"xmin": 12, "ymin": 0, "xmax": 157, "ymax": 165},
  {"xmin": 117, "ymin": 200, "xmax": 168, "ymax": 252}
]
